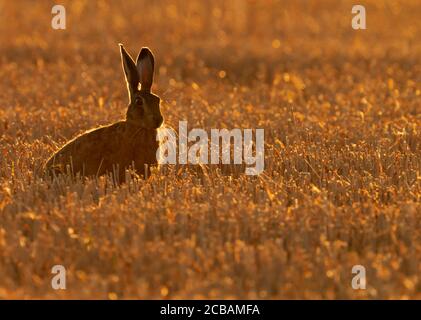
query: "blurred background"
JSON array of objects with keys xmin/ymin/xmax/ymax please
[
  {"xmin": 0, "ymin": 0, "xmax": 420, "ymax": 130},
  {"xmin": 0, "ymin": 0, "xmax": 420, "ymax": 137}
]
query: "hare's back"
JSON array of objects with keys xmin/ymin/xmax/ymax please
[{"xmin": 46, "ymin": 122, "xmax": 128, "ymax": 176}]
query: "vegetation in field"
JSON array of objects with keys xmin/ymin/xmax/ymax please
[{"xmin": 0, "ymin": 0, "xmax": 420, "ymax": 299}]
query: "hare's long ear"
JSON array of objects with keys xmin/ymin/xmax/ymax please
[
  {"xmin": 120, "ymin": 44, "xmax": 140, "ymax": 99},
  {"xmin": 136, "ymin": 47, "xmax": 154, "ymax": 92}
]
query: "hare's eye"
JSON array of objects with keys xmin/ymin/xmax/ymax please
[{"xmin": 135, "ymin": 97, "xmax": 143, "ymax": 106}]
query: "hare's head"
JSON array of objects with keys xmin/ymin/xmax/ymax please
[{"xmin": 120, "ymin": 44, "xmax": 163, "ymax": 129}]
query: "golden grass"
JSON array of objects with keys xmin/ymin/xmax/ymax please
[{"xmin": 0, "ymin": 0, "xmax": 420, "ymax": 299}]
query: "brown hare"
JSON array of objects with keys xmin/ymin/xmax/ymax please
[{"xmin": 45, "ymin": 44, "xmax": 163, "ymax": 182}]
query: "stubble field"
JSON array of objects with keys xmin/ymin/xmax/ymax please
[{"xmin": 0, "ymin": 0, "xmax": 420, "ymax": 299}]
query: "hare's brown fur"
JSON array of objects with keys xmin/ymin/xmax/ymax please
[
  {"xmin": 46, "ymin": 122, "xmax": 158, "ymax": 181},
  {"xmin": 45, "ymin": 45, "xmax": 163, "ymax": 182}
]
